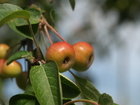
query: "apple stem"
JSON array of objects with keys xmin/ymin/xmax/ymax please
[
  {"xmin": 63, "ymin": 99, "xmax": 99, "ymax": 105},
  {"xmin": 44, "ymin": 25, "xmax": 53, "ymax": 45},
  {"xmin": 40, "ymin": 17, "xmax": 67, "ymax": 42},
  {"xmin": 45, "ymin": 21, "xmax": 67, "ymax": 42}
]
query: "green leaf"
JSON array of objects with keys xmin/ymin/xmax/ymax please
[
  {"xmin": 60, "ymin": 73, "xmax": 80, "ymax": 99},
  {"xmin": 0, "ymin": 3, "xmax": 30, "ymax": 27},
  {"xmin": 69, "ymin": 0, "xmax": 76, "ymax": 10},
  {"xmin": 50, "ymin": 9, "xmax": 55, "ymax": 27},
  {"xmin": 9, "ymin": 7, "xmax": 41, "ymax": 26},
  {"xmin": 9, "ymin": 94, "xmax": 39, "ymax": 105},
  {"xmin": 30, "ymin": 61, "xmax": 62, "ymax": 105},
  {"xmin": 7, "ymin": 5, "xmax": 41, "ymax": 39},
  {"xmin": 98, "ymin": 93, "xmax": 114, "ymax": 105},
  {"xmin": 7, "ymin": 50, "xmax": 33, "ymax": 65},
  {"xmin": 0, "ymin": 98, "xmax": 5, "ymax": 105},
  {"xmin": 24, "ymin": 83, "xmax": 35, "ymax": 96},
  {"xmin": 8, "ymin": 22, "xmax": 38, "ymax": 39},
  {"xmin": 25, "ymin": 74, "xmax": 80, "ymax": 100},
  {"xmin": 72, "ymin": 73, "xmax": 100, "ymax": 105},
  {"xmin": 26, "ymin": 8, "xmax": 41, "ymax": 25}
]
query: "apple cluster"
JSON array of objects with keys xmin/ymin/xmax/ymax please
[
  {"xmin": 46, "ymin": 41, "xmax": 94, "ymax": 72},
  {"xmin": 0, "ymin": 43, "xmax": 22, "ymax": 79},
  {"xmin": 0, "ymin": 41, "xmax": 94, "ymax": 89}
]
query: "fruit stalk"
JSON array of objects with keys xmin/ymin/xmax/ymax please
[
  {"xmin": 39, "ymin": 29, "xmax": 48, "ymax": 49},
  {"xmin": 44, "ymin": 25, "xmax": 53, "ymax": 45}
]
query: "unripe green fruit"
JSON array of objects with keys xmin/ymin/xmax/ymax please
[
  {"xmin": 46, "ymin": 42, "xmax": 75, "ymax": 72},
  {"xmin": 2, "ymin": 60, "xmax": 22, "ymax": 78},
  {"xmin": 0, "ymin": 43, "xmax": 10, "ymax": 59},
  {"xmin": 72, "ymin": 42, "xmax": 94, "ymax": 71},
  {"xmin": 16, "ymin": 71, "xmax": 28, "ymax": 90}
]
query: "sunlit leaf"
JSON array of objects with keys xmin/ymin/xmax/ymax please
[
  {"xmin": 30, "ymin": 61, "xmax": 62, "ymax": 105},
  {"xmin": 0, "ymin": 3, "xmax": 30, "ymax": 27},
  {"xmin": 7, "ymin": 50, "xmax": 32, "ymax": 65}
]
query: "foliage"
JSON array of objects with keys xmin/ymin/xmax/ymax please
[{"xmin": 0, "ymin": 2, "xmax": 118, "ymax": 105}]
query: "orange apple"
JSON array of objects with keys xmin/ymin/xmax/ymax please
[
  {"xmin": 0, "ymin": 59, "xmax": 7, "ymax": 79},
  {"xmin": 72, "ymin": 42, "xmax": 94, "ymax": 71},
  {"xmin": 46, "ymin": 42, "xmax": 75, "ymax": 72}
]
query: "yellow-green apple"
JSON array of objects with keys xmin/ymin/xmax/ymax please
[
  {"xmin": 16, "ymin": 71, "xmax": 28, "ymax": 90},
  {"xmin": 46, "ymin": 42, "xmax": 75, "ymax": 72},
  {"xmin": 2, "ymin": 60, "xmax": 22, "ymax": 78},
  {"xmin": 0, "ymin": 43, "xmax": 10, "ymax": 59},
  {"xmin": 72, "ymin": 42, "xmax": 94, "ymax": 71}
]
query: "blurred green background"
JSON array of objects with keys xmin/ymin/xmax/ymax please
[{"xmin": 1, "ymin": 0, "xmax": 140, "ymax": 105}]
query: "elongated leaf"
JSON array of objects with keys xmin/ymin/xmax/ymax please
[
  {"xmin": 25, "ymin": 73, "xmax": 80, "ymax": 100},
  {"xmin": 69, "ymin": 0, "xmax": 76, "ymax": 10},
  {"xmin": 7, "ymin": 51, "xmax": 33, "ymax": 65},
  {"xmin": 0, "ymin": 3, "xmax": 30, "ymax": 27},
  {"xmin": 9, "ymin": 94, "xmax": 39, "ymax": 105},
  {"xmin": 60, "ymin": 74, "xmax": 80, "ymax": 99},
  {"xmin": 72, "ymin": 74, "xmax": 100, "ymax": 105},
  {"xmin": 0, "ymin": 10, "xmax": 30, "ymax": 27},
  {"xmin": 98, "ymin": 93, "xmax": 114, "ymax": 105},
  {"xmin": 30, "ymin": 61, "xmax": 62, "ymax": 105}
]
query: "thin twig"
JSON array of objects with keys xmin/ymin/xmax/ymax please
[
  {"xmin": 45, "ymin": 21, "xmax": 67, "ymax": 42},
  {"xmin": 40, "ymin": 17, "xmax": 67, "ymax": 42},
  {"xmin": 40, "ymin": 29, "xmax": 48, "ymax": 49},
  {"xmin": 44, "ymin": 25, "xmax": 53, "ymax": 45},
  {"xmin": 27, "ymin": 20, "xmax": 42, "ymax": 60},
  {"xmin": 63, "ymin": 99, "xmax": 99, "ymax": 105}
]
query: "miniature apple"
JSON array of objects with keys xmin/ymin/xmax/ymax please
[
  {"xmin": 0, "ymin": 59, "xmax": 7, "ymax": 79},
  {"xmin": 2, "ymin": 60, "xmax": 22, "ymax": 78},
  {"xmin": 72, "ymin": 42, "xmax": 94, "ymax": 71},
  {"xmin": 0, "ymin": 43, "xmax": 10, "ymax": 59},
  {"xmin": 46, "ymin": 42, "xmax": 75, "ymax": 72},
  {"xmin": 16, "ymin": 71, "xmax": 28, "ymax": 90}
]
